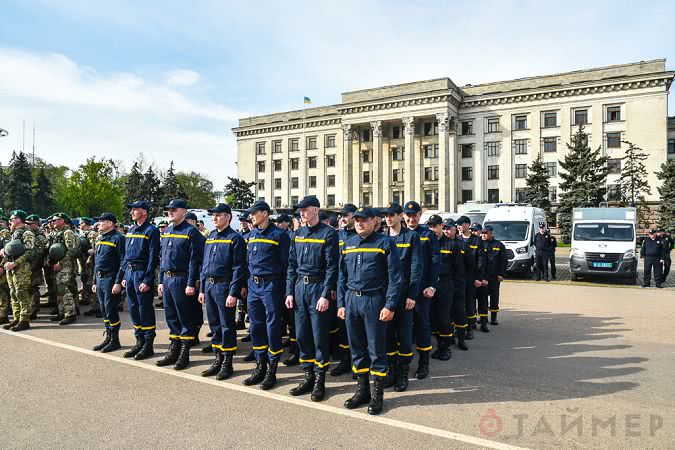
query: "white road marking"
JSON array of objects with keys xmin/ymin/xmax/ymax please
[
  {"xmin": 513, "ymin": 346, "xmax": 536, "ymax": 350},
  {"xmin": 1, "ymin": 329, "xmax": 529, "ymax": 450}
]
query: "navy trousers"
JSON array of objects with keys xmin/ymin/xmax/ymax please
[
  {"xmin": 345, "ymin": 290, "xmax": 388, "ymax": 378},
  {"xmin": 204, "ymin": 280, "xmax": 237, "ymax": 353},
  {"xmin": 293, "ymin": 282, "xmax": 331, "ymax": 373},
  {"xmin": 248, "ymin": 277, "xmax": 284, "ymax": 363},
  {"xmin": 125, "ymin": 268, "xmax": 156, "ymax": 338},
  {"xmin": 413, "ymin": 294, "xmax": 432, "ymax": 352},
  {"xmin": 385, "ymin": 288, "xmax": 413, "ymax": 364},
  {"xmin": 96, "ymin": 274, "xmax": 120, "ymax": 330},
  {"xmin": 163, "ymin": 275, "xmax": 202, "ymax": 341},
  {"xmin": 431, "ymin": 276, "xmax": 452, "ymax": 338},
  {"xmin": 464, "ymin": 270, "xmax": 477, "ymax": 325}
]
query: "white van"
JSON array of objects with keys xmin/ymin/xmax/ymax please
[{"xmin": 482, "ymin": 203, "xmax": 547, "ymax": 275}]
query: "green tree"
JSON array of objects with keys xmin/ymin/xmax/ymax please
[
  {"xmin": 176, "ymin": 171, "xmax": 215, "ymax": 209},
  {"xmin": 33, "ymin": 167, "xmax": 55, "ymax": 218},
  {"xmin": 656, "ymin": 159, "xmax": 675, "ymax": 233},
  {"xmin": 558, "ymin": 125, "xmax": 609, "ymax": 240},
  {"xmin": 123, "ymin": 161, "xmax": 146, "ymax": 206},
  {"xmin": 141, "ymin": 167, "xmax": 162, "ymax": 217},
  {"xmin": 8, "ymin": 151, "xmax": 34, "ymax": 212},
  {"xmin": 0, "ymin": 161, "xmax": 8, "ymax": 211},
  {"xmin": 223, "ymin": 177, "xmax": 255, "ymax": 209},
  {"xmin": 525, "ymin": 154, "xmax": 551, "ymax": 213},
  {"xmin": 55, "ymin": 158, "xmax": 124, "ymax": 218},
  {"xmin": 159, "ymin": 161, "xmax": 185, "ymax": 208},
  {"xmin": 618, "ymin": 140, "xmax": 652, "ymax": 228}
]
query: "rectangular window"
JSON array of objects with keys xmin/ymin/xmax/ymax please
[
  {"xmin": 515, "ymin": 188, "xmax": 528, "ymax": 203},
  {"xmin": 291, "ymin": 196, "xmax": 298, "ymax": 206},
  {"xmin": 514, "ymin": 115, "xmax": 528, "ymax": 130},
  {"xmin": 488, "ymin": 165, "xmax": 499, "ymax": 180},
  {"xmin": 488, "ymin": 189, "xmax": 500, "ymax": 203},
  {"xmin": 545, "ymin": 162, "xmax": 557, "ymax": 177},
  {"xmin": 257, "ymin": 179, "xmax": 265, "ymax": 190},
  {"xmin": 462, "ymin": 189, "xmax": 473, "ymax": 203},
  {"xmin": 434, "ymin": 166, "xmax": 439, "ymax": 181},
  {"xmin": 515, "ymin": 164, "xmax": 527, "ymax": 179},
  {"xmin": 362, "ymin": 192, "xmax": 371, "ymax": 206},
  {"xmin": 363, "ymin": 171, "xmax": 371, "ymax": 184},
  {"xmin": 272, "ymin": 140, "xmax": 282, "ymax": 153},
  {"xmin": 514, "ymin": 139, "xmax": 528, "ymax": 155},
  {"xmin": 424, "ymin": 144, "xmax": 438, "ymax": 159},
  {"xmin": 486, "ymin": 118, "xmax": 499, "ymax": 133},
  {"xmin": 423, "ymin": 122, "xmax": 432, "ymax": 136},
  {"xmin": 392, "ymin": 191, "xmax": 402, "ymax": 204},
  {"xmin": 256, "ymin": 142, "xmax": 266, "ymax": 155},
  {"xmin": 327, "ymin": 175, "xmax": 335, "ymax": 187},
  {"xmin": 308, "ymin": 176, "xmax": 317, "ymax": 188},
  {"xmin": 607, "ymin": 105, "xmax": 621, "ymax": 122},
  {"xmin": 574, "ymin": 109, "xmax": 588, "ymax": 125},
  {"xmin": 543, "ymin": 112, "xmax": 558, "ymax": 128},
  {"xmin": 327, "ymin": 195, "xmax": 335, "ymax": 207},
  {"xmin": 291, "ymin": 177, "xmax": 299, "ymax": 189},
  {"xmin": 461, "ymin": 121, "xmax": 474, "ymax": 135},
  {"xmin": 289, "ymin": 138, "xmax": 299, "ymax": 152},
  {"xmin": 362, "ymin": 129, "xmax": 371, "ymax": 142},
  {"xmin": 485, "ymin": 142, "xmax": 500, "ymax": 157},
  {"xmin": 424, "ymin": 167, "xmax": 432, "ymax": 181},
  {"xmin": 362, "ymin": 151, "xmax": 371, "ymax": 163},
  {"xmin": 548, "ymin": 186, "xmax": 557, "ymax": 202},
  {"xmin": 274, "ymin": 196, "xmax": 281, "ymax": 208},
  {"xmin": 607, "ymin": 184, "xmax": 621, "ymax": 201},
  {"xmin": 274, "ymin": 178, "xmax": 282, "ymax": 189},
  {"xmin": 392, "ymin": 169, "xmax": 404, "ymax": 182},
  {"xmin": 424, "ymin": 189, "xmax": 438, "ymax": 207},
  {"xmin": 326, "ymin": 154, "xmax": 335, "ymax": 167},
  {"xmin": 273, "ymin": 160, "xmax": 282, "ymax": 171},
  {"xmin": 607, "ymin": 132, "xmax": 621, "ymax": 148},
  {"xmin": 257, "ymin": 161, "xmax": 265, "ymax": 173},
  {"xmin": 543, "ymin": 137, "xmax": 557, "ymax": 153},
  {"xmin": 325, "ymin": 135, "xmax": 336, "ymax": 148},
  {"xmin": 391, "ymin": 126, "xmax": 401, "ymax": 139},
  {"xmin": 462, "ymin": 167, "xmax": 473, "ymax": 181},
  {"xmin": 306, "ymin": 136, "xmax": 317, "ymax": 150},
  {"xmin": 608, "ymin": 158, "xmax": 622, "ymax": 174},
  {"xmin": 308, "ymin": 157, "xmax": 317, "ymax": 169},
  {"xmin": 669, "ymin": 139, "xmax": 675, "ymax": 155},
  {"xmin": 290, "ymin": 158, "xmax": 299, "ymax": 170},
  {"xmin": 461, "ymin": 144, "xmax": 473, "ymax": 158},
  {"xmin": 392, "ymin": 147, "xmax": 404, "ymax": 161}
]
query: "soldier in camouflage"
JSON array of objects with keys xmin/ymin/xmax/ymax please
[
  {"xmin": 26, "ymin": 214, "xmax": 48, "ymax": 319},
  {"xmin": 79, "ymin": 218, "xmax": 100, "ymax": 316},
  {"xmin": 1, "ymin": 210, "xmax": 36, "ymax": 331},
  {"xmin": 42, "ymin": 216, "xmax": 59, "ymax": 310},
  {"xmin": 48, "ymin": 212, "xmax": 80, "ymax": 325},
  {"xmin": 0, "ymin": 216, "xmax": 11, "ymax": 324}
]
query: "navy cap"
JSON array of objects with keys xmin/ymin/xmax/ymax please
[
  {"xmin": 276, "ymin": 213, "xmax": 292, "ymax": 224},
  {"xmin": 238, "ymin": 212, "xmax": 251, "ymax": 222},
  {"xmin": 246, "ymin": 200, "xmax": 271, "ymax": 214},
  {"xmin": 470, "ymin": 223, "xmax": 483, "ymax": 231},
  {"xmin": 158, "ymin": 220, "xmax": 168, "ymax": 227},
  {"xmin": 427, "ymin": 214, "xmax": 443, "ymax": 226},
  {"xmin": 207, "ymin": 203, "xmax": 232, "ymax": 215},
  {"xmin": 402, "ymin": 201, "xmax": 421, "ymax": 214},
  {"xmin": 442, "ymin": 217, "xmax": 457, "ymax": 228},
  {"xmin": 649, "ymin": 229, "xmax": 658, "ymax": 234},
  {"xmin": 482, "ymin": 225, "xmax": 494, "ymax": 233},
  {"xmin": 353, "ymin": 207, "xmax": 376, "ymax": 219},
  {"xmin": 297, "ymin": 195, "xmax": 320, "ymax": 209},
  {"xmin": 372, "ymin": 208, "xmax": 386, "ymax": 218},
  {"xmin": 127, "ymin": 200, "xmax": 150, "ymax": 211},
  {"xmin": 327, "ymin": 215, "xmax": 338, "ymax": 227},
  {"xmin": 80, "ymin": 217, "xmax": 95, "ymax": 226},
  {"xmin": 319, "ymin": 212, "xmax": 328, "ymax": 222},
  {"xmin": 94, "ymin": 212, "xmax": 117, "ymax": 224},
  {"xmin": 165, "ymin": 199, "xmax": 189, "ymax": 210},
  {"xmin": 456, "ymin": 215, "xmax": 471, "ymax": 226},
  {"xmin": 339, "ymin": 203, "xmax": 358, "ymax": 215},
  {"xmin": 185, "ymin": 212, "xmax": 198, "ymax": 221},
  {"xmin": 382, "ymin": 202, "xmax": 403, "ymax": 215}
]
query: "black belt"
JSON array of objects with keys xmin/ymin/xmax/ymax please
[
  {"xmin": 251, "ymin": 275, "xmax": 279, "ymax": 284},
  {"xmin": 127, "ymin": 263, "xmax": 145, "ymax": 271},
  {"xmin": 349, "ymin": 288, "xmax": 382, "ymax": 297},
  {"xmin": 297, "ymin": 275, "xmax": 324, "ymax": 285},
  {"xmin": 207, "ymin": 276, "xmax": 229, "ymax": 284},
  {"xmin": 97, "ymin": 270, "xmax": 115, "ymax": 278},
  {"xmin": 165, "ymin": 270, "xmax": 187, "ymax": 278}
]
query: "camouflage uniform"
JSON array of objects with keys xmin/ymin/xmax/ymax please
[
  {"xmin": 30, "ymin": 227, "xmax": 48, "ymax": 312},
  {"xmin": 43, "ymin": 227, "xmax": 59, "ymax": 306},
  {"xmin": 6, "ymin": 226, "xmax": 36, "ymax": 322},
  {"xmin": 0, "ymin": 225, "xmax": 11, "ymax": 321},
  {"xmin": 78, "ymin": 228, "xmax": 98, "ymax": 307},
  {"xmin": 51, "ymin": 227, "xmax": 80, "ymax": 318}
]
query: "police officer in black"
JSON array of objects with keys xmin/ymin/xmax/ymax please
[
  {"xmin": 285, "ymin": 195, "xmax": 339, "ymax": 401},
  {"xmin": 534, "ymin": 224, "xmax": 550, "ymax": 281},
  {"xmin": 91, "ymin": 213, "xmax": 125, "ymax": 353},
  {"xmin": 641, "ymin": 229, "xmax": 666, "ymax": 288},
  {"xmin": 157, "ymin": 199, "xmax": 205, "ymax": 370},
  {"xmin": 546, "ymin": 231, "xmax": 557, "ymax": 280},
  {"xmin": 443, "ymin": 219, "xmax": 469, "ymax": 351},
  {"xmin": 338, "ymin": 206, "xmax": 403, "ymax": 415},
  {"xmin": 658, "ymin": 230, "xmax": 673, "ymax": 282},
  {"xmin": 199, "ymin": 203, "xmax": 247, "ymax": 380},
  {"xmin": 477, "ymin": 225, "xmax": 507, "ymax": 329}
]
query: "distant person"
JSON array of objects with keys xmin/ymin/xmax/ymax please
[
  {"xmin": 658, "ymin": 230, "xmax": 673, "ymax": 282},
  {"xmin": 546, "ymin": 230, "xmax": 557, "ymax": 280},
  {"xmin": 534, "ymin": 224, "xmax": 550, "ymax": 281},
  {"xmin": 640, "ymin": 229, "xmax": 666, "ymax": 289}
]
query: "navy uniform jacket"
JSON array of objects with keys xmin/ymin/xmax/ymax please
[
  {"xmin": 337, "ymin": 232, "xmax": 403, "ymax": 311},
  {"xmin": 408, "ymin": 225, "xmax": 440, "ymax": 291},
  {"xmin": 338, "ymin": 228, "xmax": 356, "ymax": 250},
  {"xmin": 460, "ymin": 234, "xmax": 480, "ymax": 281},
  {"xmin": 121, "ymin": 219, "xmax": 160, "ymax": 285},
  {"xmin": 159, "ymin": 220, "xmax": 205, "ymax": 287},
  {"xmin": 286, "ymin": 222, "xmax": 339, "ymax": 299},
  {"xmin": 247, "ymin": 223, "xmax": 290, "ymax": 278},
  {"xmin": 534, "ymin": 233, "xmax": 549, "ymax": 253},
  {"xmin": 387, "ymin": 227, "xmax": 422, "ymax": 300},
  {"xmin": 477, "ymin": 238, "xmax": 508, "ymax": 280},
  {"xmin": 438, "ymin": 236, "xmax": 465, "ymax": 283},
  {"xmin": 94, "ymin": 230, "xmax": 126, "ymax": 284},
  {"xmin": 641, "ymin": 237, "xmax": 666, "ymax": 260},
  {"xmin": 200, "ymin": 226, "xmax": 248, "ymax": 297}
]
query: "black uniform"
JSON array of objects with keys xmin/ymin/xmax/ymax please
[
  {"xmin": 660, "ymin": 234, "xmax": 673, "ymax": 281},
  {"xmin": 546, "ymin": 234, "xmax": 557, "ymax": 279},
  {"xmin": 478, "ymin": 238, "xmax": 507, "ymax": 324},
  {"xmin": 534, "ymin": 232, "xmax": 549, "ymax": 280},
  {"xmin": 460, "ymin": 233, "xmax": 480, "ymax": 327},
  {"xmin": 435, "ymin": 236, "xmax": 467, "ymax": 339},
  {"xmin": 641, "ymin": 236, "xmax": 666, "ymax": 287}
]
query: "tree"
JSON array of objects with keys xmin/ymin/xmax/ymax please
[
  {"xmin": 7, "ymin": 151, "xmax": 34, "ymax": 212},
  {"xmin": 618, "ymin": 140, "xmax": 652, "ymax": 228},
  {"xmin": 123, "ymin": 161, "xmax": 145, "ymax": 206},
  {"xmin": 558, "ymin": 125, "xmax": 609, "ymax": 239},
  {"xmin": 525, "ymin": 154, "xmax": 551, "ymax": 214},
  {"xmin": 176, "ymin": 171, "xmax": 215, "ymax": 209},
  {"xmin": 0, "ymin": 161, "xmax": 8, "ymax": 212},
  {"xmin": 33, "ymin": 168, "xmax": 55, "ymax": 218},
  {"xmin": 141, "ymin": 167, "xmax": 163, "ymax": 218},
  {"xmin": 223, "ymin": 177, "xmax": 255, "ymax": 209},
  {"xmin": 159, "ymin": 161, "xmax": 184, "ymax": 208},
  {"xmin": 656, "ymin": 159, "xmax": 675, "ymax": 233},
  {"xmin": 55, "ymin": 158, "xmax": 124, "ymax": 218}
]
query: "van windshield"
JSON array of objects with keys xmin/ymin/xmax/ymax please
[
  {"xmin": 483, "ymin": 221, "xmax": 530, "ymax": 242},
  {"xmin": 573, "ymin": 223, "xmax": 634, "ymax": 242}
]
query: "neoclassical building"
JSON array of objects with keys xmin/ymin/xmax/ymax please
[{"xmin": 234, "ymin": 59, "xmax": 674, "ymax": 212}]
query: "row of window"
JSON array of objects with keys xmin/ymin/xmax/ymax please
[
  {"xmin": 257, "ymin": 154, "xmax": 338, "ymax": 173},
  {"xmin": 258, "ymin": 174, "xmax": 337, "ymax": 191},
  {"xmin": 270, "ymin": 195, "xmax": 338, "ymax": 209},
  {"xmin": 669, "ymin": 139, "xmax": 675, "ymax": 155},
  {"xmin": 256, "ymin": 135, "xmax": 337, "ymax": 155}
]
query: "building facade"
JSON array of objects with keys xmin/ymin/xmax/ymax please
[{"xmin": 234, "ymin": 59, "xmax": 674, "ymax": 212}]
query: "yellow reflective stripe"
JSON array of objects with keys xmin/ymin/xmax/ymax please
[
  {"xmin": 126, "ymin": 234, "xmax": 148, "ymax": 239},
  {"xmin": 455, "ymin": 323, "xmax": 468, "ymax": 328},
  {"xmin": 419, "ymin": 237, "xmax": 430, "ymax": 241},
  {"xmin": 470, "ymin": 245, "xmax": 478, "ymax": 249},
  {"xmin": 440, "ymin": 249, "xmax": 452, "ymax": 254},
  {"xmin": 398, "ymin": 352, "xmax": 413, "ymax": 357},
  {"xmin": 352, "ymin": 366, "xmax": 370, "ymax": 374},
  {"xmin": 467, "ymin": 314, "xmax": 477, "ymax": 319},
  {"xmin": 328, "ymin": 328, "xmax": 339, "ymax": 334},
  {"xmin": 161, "ymin": 234, "xmax": 190, "ymax": 239},
  {"xmin": 109, "ymin": 321, "xmax": 121, "ymax": 327},
  {"xmin": 492, "ymin": 247, "xmax": 500, "ymax": 251},
  {"xmin": 169, "ymin": 334, "xmax": 180, "ymax": 339},
  {"xmin": 96, "ymin": 241, "xmax": 117, "ymax": 247},
  {"xmin": 268, "ymin": 348, "xmax": 284, "ymax": 356},
  {"xmin": 252, "ymin": 345, "xmax": 269, "ymax": 350},
  {"xmin": 179, "ymin": 336, "xmax": 195, "ymax": 340},
  {"xmin": 248, "ymin": 238, "xmax": 279, "ymax": 245},
  {"xmin": 478, "ymin": 313, "xmax": 488, "ymax": 317},
  {"xmin": 299, "ymin": 358, "xmax": 316, "ymax": 363},
  {"xmin": 220, "ymin": 346, "xmax": 237, "ymax": 352},
  {"xmin": 315, "ymin": 360, "xmax": 330, "ymax": 368},
  {"xmin": 103, "ymin": 319, "xmax": 110, "ymax": 323},
  {"xmin": 396, "ymin": 243, "xmax": 411, "ymax": 248},
  {"xmin": 489, "ymin": 308, "xmax": 499, "ymax": 312},
  {"xmin": 416, "ymin": 345, "xmax": 433, "ymax": 351},
  {"xmin": 460, "ymin": 250, "xmax": 465, "ymax": 254},
  {"xmin": 295, "ymin": 237, "xmax": 326, "ymax": 244},
  {"xmin": 342, "ymin": 248, "xmax": 385, "ymax": 255},
  {"xmin": 339, "ymin": 344, "xmax": 350, "ymax": 349},
  {"xmin": 439, "ymin": 334, "xmax": 453, "ymax": 337},
  {"xmin": 140, "ymin": 325, "xmax": 156, "ymax": 330},
  {"xmin": 206, "ymin": 239, "xmax": 233, "ymax": 244},
  {"xmin": 289, "ymin": 338, "xmax": 297, "ymax": 342},
  {"xmin": 339, "ymin": 241, "xmax": 345, "ymax": 246},
  {"xmin": 370, "ymin": 370, "xmax": 387, "ymax": 377},
  {"xmin": 386, "ymin": 351, "xmax": 399, "ymax": 356}
]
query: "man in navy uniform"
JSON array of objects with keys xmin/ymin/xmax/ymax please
[
  {"xmin": 338, "ymin": 206, "xmax": 402, "ymax": 415},
  {"xmin": 121, "ymin": 200, "xmax": 160, "ymax": 360},
  {"xmin": 242, "ymin": 201, "xmax": 291, "ymax": 390},
  {"xmin": 199, "ymin": 203, "xmax": 247, "ymax": 380},
  {"xmin": 402, "ymin": 201, "xmax": 440, "ymax": 380},
  {"xmin": 382, "ymin": 202, "xmax": 422, "ymax": 392},
  {"xmin": 156, "ymin": 199, "xmax": 205, "ymax": 370},
  {"xmin": 457, "ymin": 217, "xmax": 479, "ymax": 338},
  {"xmin": 477, "ymin": 225, "xmax": 507, "ymax": 328},
  {"xmin": 441, "ymin": 219, "xmax": 469, "ymax": 352},
  {"xmin": 641, "ymin": 229, "xmax": 666, "ymax": 288},
  {"xmin": 285, "ymin": 195, "xmax": 339, "ymax": 401},
  {"xmin": 91, "ymin": 213, "xmax": 125, "ymax": 352}
]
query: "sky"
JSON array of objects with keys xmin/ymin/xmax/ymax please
[{"xmin": 1, "ymin": 0, "xmax": 673, "ymax": 188}]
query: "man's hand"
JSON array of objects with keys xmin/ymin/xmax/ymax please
[
  {"xmin": 405, "ymin": 298, "xmax": 416, "ymax": 310},
  {"xmin": 423, "ymin": 287, "xmax": 435, "ymax": 298},
  {"xmin": 285, "ymin": 295, "xmax": 294, "ymax": 309},
  {"xmin": 112, "ymin": 283, "xmax": 121, "ymax": 294},
  {"xmin": 316, "ymin": 297, "xmax": 329, "ymax": 312},
  {"xmin": 226, "ymin": 295, "xmax": 237, "ymax": 308},
  {"xmin": 198, "ymin": 293, "xmax": 205, "ymax": 304},
  {"xmin": 185, "ymin": 286, "xmax": 195, "ymax": 296},
  {"xmin": 91, "ymin": 285, "xmax": 97, "ymax": 294},
  {"xmin": 121, "ymin": 279, "xmax": 127, "ymax": 288},
  {"xmin": 157, "ymin": 284, "xmax": 163, "ymax": 295},
  {"xmin": 4, "ymin": 262, "xmax": 16, "ymax": 271},
  {"xmin": 88, "ymin": 249, "xmax": 95, "ymax": 255},
  {"xmin": 497, "ymin": 276, "xmax": 504, "ymax": 282},
  {"xmin": 482, "ymin": 280, "xmax": 489, "ymax": 287},
  {"xmin": 53, "ymin": 262, "xmax": 61, "ymax": 272},
  {"xmin": 474, "ymin": 280, "xmax": 482, "ymax": 288},
  {"xmin": 379, "ymin": 307, "xmax": 394, "ymax": 322},
  {"xmin": 337, "ymin": 307, "xmax": 346, "ymax": 320}
]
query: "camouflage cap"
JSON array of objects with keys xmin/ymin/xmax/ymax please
[
  {"xmin": 51, "ymin": 212, "xmax": 70, "ymax": 221},
  {"xmin": 9, "ymin": 210, "xmax": 28, "ymax": 220},
  {"xmin": 0, "ymin": 215, "xmax": 9, "ymax": 223}
]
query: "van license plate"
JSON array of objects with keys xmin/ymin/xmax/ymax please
[{"xmin": 592, "ymin": 262, "xmax": 613, "ymax": 268}]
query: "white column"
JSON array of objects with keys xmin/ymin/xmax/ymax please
[
  {"xmin": 371, "ymin": 121, "xmax": 383, "ymax": 207},
  {"xmin": 317, "ymin": 134, "xmax": 326, "ymax": 206},
  {"xmin": 265, "ymin": 141, "xmax": 273, "ymax": 204},
  {"xmin": 352, "ymin": 129, "xmax": 361, "ymax": 204},
  {"xmin": 448, "ymin": 116, "xmax": 457, "ymax": 212},
  {"xmin": 403, "ymin": 117, "xmax": 415, "ymax": 202},
  {"xmin": 382, "ymin": 127, "xmax": 391, "ymax": 204},
  {"xmin": 299, "ymin": 131, "xmax": 307, "ymax": 197},
  {"xmin": 436, "ymin": 112, "xmax": 449, "ymax": 211},
  {"xmin": 341, "ymin": 124, "xmax": 352, "ymax": 204}
]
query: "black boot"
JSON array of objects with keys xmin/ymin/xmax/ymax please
[
  {"xmin": 415, "ymin": 351, "xmax": 430, "ymax": 379},
  {"xmin": 10, "ymin": 321, "xmax": 30, "ymax": 332},
  {"xmin": 93, "ymin": 330, "xmax": 111, "ymax": 351},
  {"xmin": 490, "ymin": 312, "xmax": 499, "ymax": 325},
  {"xmin": 156, "ymin": 340, "xmax": 180, "ymax": 366},
  {"xmin": 84, "ymin": 307, "xmax": 101, "ymax": 317},
  {"xmin": 49, "ymin": 314, "xmax": 63, "ymax": 322},
  {"xmin": 282, "ymin": 341, "xmax": 300, "ymax": 366},
  {"xmin": 124, "ymin": 336, "xmax": 145, "ymax": 358},
  {"xmin": 134, "ymin": 336, "xmax": 155, "ymax": 360},
  {"xmin": 0, "ymin": 316, "xmax": 8, "ymax": 325},
  {"xmin": 243, "ymin": 350, "xmax": 256, "ymax": 362},
  {"xmin": 438, "ymin": 337, "xmax": 451, "ymax": 361},
  {"xmin": 394, "ymin": 361, "xmax": 410, "ymax": 392},
  {"xmin": 102, "ymin": 328, "xmax": 122, "ymax": 353},
  {"xmin": 201, "ymin": 343, "xmax": 214, "ymax": 354},
  {"xmin": 2, "ymin": 319, "xmax": 18, "ymax": 330},
  {"xmin": 216, "ymin": 353, "xmax": 234, "ymax": 380},
  {"xmin": 368, "ymin": 377, "xmax": 385, "ymax": 415},
  {"xmin": 289, "ymin": 368, "xmax": 315, "ymax": 396},
  {"xmin": 480, "ymin": 317, "xmax": 490, "ymax": 333},
  {"xmin": 431, "ymin": 336, "xmax": 441, "ymax": 359},
  {"xmin": 330, "ymin": 350, "xmax": 351, "ymax": 376},
  {"xmin": 201, "ymin": 350, "xmax": 224, "ymax": 377},
  {"xmin": 260, "ymin": 360, "xmax": 279, "ymax": 390},
  {"xmin": 235, "ymin": 311, "xmax": 246, "ymax": 330},
  {"xmin": 456, "ymin": 328, "xmax": 469, "ymax": 351},
  {"xmin": 448, "ymin": 331, "xmax": 456, "ymax": 346},
  {"xmin": 465, "ymin": 326, "xmax": 474, "ymax": 340},
  {"xmin": 173, "ymin": 341, "xmax": 191, "ymax": 370},
  {"xmin": 241, "ymin": 333, "xmax": 252, "ymax": 342},
  {"xmin": 383, "ymin": 355, "xmax": 398, "ymax": 388},
  {"xmin": 311, "ymin": 372, "xmax": 326, "ymax": 402},
  {"xmin": 344, "ymin": 374, "xmax": 370, "ymax": 409},
  {"xmin": 243, "ymin": 359, "xmax": 268, "ymax": 386},
  {"xmin": 59, "ymin": 315, "xmax": 77, "ymax": 325}
]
